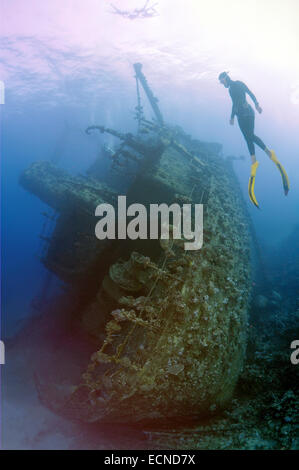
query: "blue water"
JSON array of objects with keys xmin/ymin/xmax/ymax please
[{"xmin": 2, "ymin": 81, "xmax": 298, "ymax": 337}]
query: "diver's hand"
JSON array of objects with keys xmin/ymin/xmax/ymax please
[
  {"xmin": 256, "ymin": 104, "xmax": 262, "ymax": 114},
  {"xmin": 230, "ymin": 118, "xmax": 234, "ymax": 125}
]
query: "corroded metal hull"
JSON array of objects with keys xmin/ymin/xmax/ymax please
[
  {"xmin": 67, "ymin": 139, "xmax": 251, "ymax": 422},
  {"xmin": 19, "ymin": 63, "xmax": 252, "ymax": 423},
  {"xmin": 21, "ymin": 126, "xmax": 251, "ymax": 423}
]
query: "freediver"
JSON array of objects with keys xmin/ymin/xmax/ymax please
[
  {"xmin": 218, "ymin": 72, "xmax": 290, "ymax": 208},
  {"xmin": 110, "ymin": 1, "xmax": 158, "ymax": 20}
]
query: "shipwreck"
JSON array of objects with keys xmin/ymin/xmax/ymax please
[{"xmin": 20, "ymin": 64, "xmax": 253, "ymax": 423}]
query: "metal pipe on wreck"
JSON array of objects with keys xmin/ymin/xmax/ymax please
[{"xmin": 133, "ymin": 63, "xmax": 164, "ymax": 125}]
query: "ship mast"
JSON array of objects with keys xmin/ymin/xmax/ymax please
[{"xmin": 133, "ymin": 63, "xmax": 164, "ymax": 125}]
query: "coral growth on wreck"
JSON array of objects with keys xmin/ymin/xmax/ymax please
[{"xmin": 61, "ymin": 136, "xmax": 252, "ymax": 423}]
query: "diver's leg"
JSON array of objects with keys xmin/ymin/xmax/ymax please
[
  {"xmin": 253, "ymin": 135, "xmax": 266, "ymax": 151},
  {"xmin": 238, "ymin": 115, "xmax": 256, "ymax": 163},
  {"xmin": 251, "ymin": 113, "xmax": 272, "ymax": 157},
  {"xmin": 238, "ymin": 114, "xmax": 260, "ymax": 207},
  {"xmin": 250, "ymin": 114, "xmax": 290, "ymax": 194},
  {"xmin": 250, "ymin": 114, "xmax": 290, "ymax": 195},
  {"xmin": 253, "ymin": 134, "xmax": 271, "ymax": 157}
]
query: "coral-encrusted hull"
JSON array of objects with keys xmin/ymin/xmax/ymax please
[
  {"xmin": 57, "ymin": 141, "xmax": 251, "ymax": 423},
  {"xmin": 20, "ymin": 103, "xmax": 251, "ymax": 423}
]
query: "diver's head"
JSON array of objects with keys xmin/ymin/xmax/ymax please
[{"xmin": 219, "ymin": 71, "xmax": 230, "ymax": 88}]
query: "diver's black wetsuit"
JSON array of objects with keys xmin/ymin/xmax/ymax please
[{"xmin": 229, "ymin": 79, "xmax": 266, "ymax": 155}]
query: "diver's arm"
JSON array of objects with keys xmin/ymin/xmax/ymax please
[
  {"xmin": 229, "ymin": 86, "xmax": 236, "ymax": 124},
  {"xmin": 243, "ymin": 82, "xmax": 262, "ymax": 113},
  {"xmin": 230, "ymin": 105, "xmax": 236, "ymax": 124}
]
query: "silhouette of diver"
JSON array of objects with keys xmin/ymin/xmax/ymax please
[
  {"xmin": 110, "ymin": 1, "xmax": 158, "ymax": 20},
  {"xmin": 219, "ymin": 72, "xmax": 290, "ymax": 208}
]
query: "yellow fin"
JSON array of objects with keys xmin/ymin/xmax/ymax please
[
  {"xmin": 270, "ymin": 150, "xmax": 290, "ymax": 195},
  {"xmin": 248, "ymin": 162, "xmax": 259, "ymax": 208}
]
